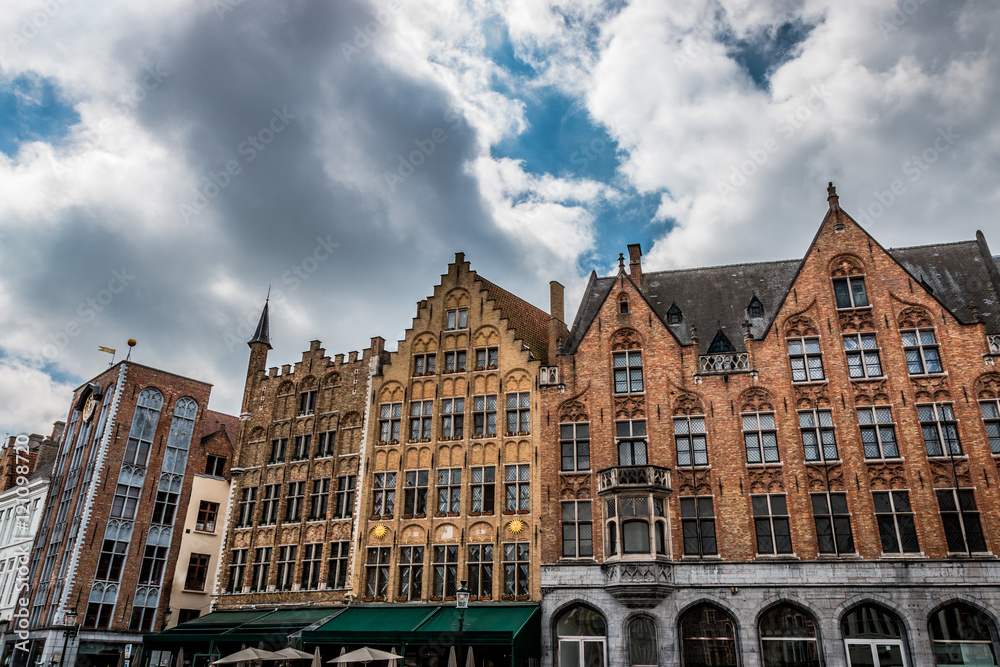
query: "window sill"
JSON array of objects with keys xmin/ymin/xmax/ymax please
[
  {"xmin": 192, "ymin": 529, "xmax": 216, "ymax": 535},
  {"xmin": 791, "ymin": 380, "xmax": 829, "ymax": 386},
  {"xmin": 558, "ymin": 557, "xmax": 598, "ymax": 564},
  {"xmin": 815, "ymin": 553, "xmax": 862, "ymax": 560},
  {"xmin": 879, "ymin": 552, "xmax": 927, "ymax": 559},
  {"xmin": 836, "ymin": 305, "xmax": 873, "ymax": 312},
  {"xmin": 927, "ymin": 455, "xmax": 968, "ymax": 461},
  {"xmin": 681, "ymin": 555, "xmax": 722, "ymax": 561},
  {"xmin": 182, "ymin": 587, "xmax": 208, "ymax": 593},
  {"xmin": 559, "ymin": 470, "xmax": 593, "ymax": 475},
  {"xmin": 804, "ymin": 459, "xmax": 842, "ymax": 465},
  {"xmin": 945, "ymin": 552, "xmax": 996, "ymax": 559},
  {"xmin": 755, "ymin": 553, "xmax": 799, "ymax": 561},
  {"xmin": 849, "ymin": 376, "xmax": 886, "ymax": 382},
  {"xmin": 612, "ymin": 392, "xmax": 646, "ymax": 397},
  {"xmin": 865, "ymin": 456, "xmax": 904, "ymax": 462},
  {"xmin": 676, "ymin": 464, "xmax": 712, "ymax": 470},
  {"xmin": 908, "ymin": 372, "xmax": 948, "ymax": 378},
  {"xmin": 745, "ymin": 462, "xmax": 784, "ymax": 468}
]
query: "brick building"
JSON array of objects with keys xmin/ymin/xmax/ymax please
[
  {"xmin": 539, "ymin": 185, "xmax": 1000, "ymax": 667},
  {"xmin": 11, "ymin": 360, "xmax": 236, "ymax": 667}
]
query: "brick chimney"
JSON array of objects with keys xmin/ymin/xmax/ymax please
[
  {"xmin": 548, "ymin": 281, "xmax": 568, "ymax": 363},
  {"xmin": 627, "ymin": 243, "xmax": 642, "ymax": 286}
]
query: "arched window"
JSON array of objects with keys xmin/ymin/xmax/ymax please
[
  {"xmin": 124, "ymin": 388, "xmax": 163, "ymax": 467},
  {"xmin": 759, "ymin": 604, "xmax": 821, "ymax": 667},
  {"xmin": 680, "ymin": 602, "xmax": 738, "ymax": 667},
  {"xmin": 628, "ymin": 616, "xmax": 658, "ymax": 666},
  {"xmin": 929, "ymin": 603, "xmax": 999, "ymax": 666},
  {"xmin": 556, "ymin": 605, "xmax": 607, "ymax": 667},
  {"xmin": 842, "ymin": 604, "xmax": 909, "ymax": 666}
]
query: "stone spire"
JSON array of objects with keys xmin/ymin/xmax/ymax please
[{"xmin": 248, "ymin": 293, "xmax": 271, "ymax": 350}]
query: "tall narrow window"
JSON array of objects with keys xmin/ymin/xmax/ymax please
[
  {"xmin": 937, "ymin": 489, "xmax": 988, "ymax": 553},
  {"xmin": 743, "ymin": 412, "xmax": 779, "ymax": 464},
  {"xmin": 237, "ymin": 487, "xmax": 257, "ymax": 527},
  {"xmin": 674, "ymin": 416, "xmax": 707, "ymax": 466},
  {"xmin": 123, "ymin": 388, "xmax": 163, "ymax": 467},
  {"xmin": 260, "ymin": 484, "xmax": 280, "ymax": 525},
  {"xmin": 441, "ymin": 398, "xmax": 464, "ymax": 439},
  {"xmin": 844, "ymin": 333, "xmax": 883, "ymax": 378},
  {"xmin": 95, "ymin": 539, "xmax": 129, "ymax": 582},
  {"xmin": 151, "ymin": 489, "xmax": 179, "ymax": 525},
  {"xmin": 301, "ymin": 543, "xmax": 322, "ymax": 590},
  {"xmin": 371, "ymin": 472, "xmax": 396, "ymax": 519},
  {"xmin": 444, "ymin": 350, "xmax": 467, "ymax": 373},
  {"xmin": 902, "ymin": 329, "xmax": 943, "ymax": 374},
  {"xmin": 402, "ymin": 470, "xmax": 428, "ymax": 517},
  {"xmin": 799, "ymin": 410, "xmax": 838, "ymax": 462},
  {"xmin": 437, "ymin": 468, "xmax": 461, "ymax": 515},
  {"xmin": 184, "ymin": 553, "xmax": 210, "ymax": 591},
  {"xmin": 128, "ymin": 589, "xmax": 158, "ymax": 632},
  {"xmin": 228, "ymin": 549, "xmax": 247, "ymax": 593},
  {"xmin": 560, "ymin": 423, "xmax": 590, "ymax": 471},
  {"xmin": 470, "ymin": 466, "xmax": 495, "ymax": 514},
  {"xmin": 309, "ymin": 479, "xmax": 330, "ymax": 521},
  {"xmin": 613, "ymin": 351, "xmax": 644, "ymax": 394},
  {"xmin": 475, "ymin": 346, "xmax": 498, "ymax": 369},
  {"xmin": 504, "ymin": 464, "xmax": 530, "ymax": 512},
  {"xmin": 617, "ymin": 420, "xmax": 647, "ymax": 465},
  {"xmin": 753, "ymin": 494, "xmax": 792, "ymax": 555},
  {"xmin": 291, "ymin": 434, "xmax": 310, "ymax": 461},
  {"xmin": 298, "ymin": 390, "xmax": 316, "ymax": 416},
  {"xmin": 468, "ymin": 544, "xmax": 493, "ymax": 599},
  {"xmin": 446, "ymin": 308, "xmax": 468, "ymax": 330},
  {"xmin": 327, "ymin": 542, "xmax": 349, "ymax": 589},
  {"xmin": 857, "ymin": 407, "xmax": 900, "ymax": 459},
  {"xmin": 269, "ymin": 438, "xmax": 287, "ymax": 464},
  {"xmin": 681, "ymin": 496, "xmax": 717, "ymax": 556},
  {"xmin": 873, "ymin": 491, "xmax": 919, "ymax": 554},
  {"xmin": 473, "ymin": 394, "xmax": 497, "ymax": 437},
  {"xmin": 317, "ymin": 431, "xmax": 336, "ymax": 457},
  {"xmin": 250, "ymin": 547, "xmax": 271, "ymax": 592},
  {"xmin": 788, "ymin": 337, "xmax": 825, "ymax": 382},
  {"xmin": 561, "ymin": 500, "xmax": 593, "ymax": 558},
  {"xmin": 502, "ymin": 542, "xmax": 529, "ymax": 599},
  {"xmin": 378, "ymin": 403, "xmax": 402, "ymax": 444},
  {"xmin": 110, "ymin": 480, "xmax": 142, "ymax": 520},
  {"xmin": 432, "ymin": 545, "xmax": 458, "ymax": 599},
  {"xmin": 334, "ymin": 475, "xmax": 355, "ymax": 519},
  {"xmin": 275, "ymin": 545, "xmax": 296, "ymax": 591},
  {"xmin": 397, "ymin": 546, "xmax": 423, "ymax": 601},
  {"xmin": 980, "ymin": 400, "xmax": 1000, "ymax": 454},
  {"xmin": 919, "ymin": 403, "xmax": 962, "ymax": 457},
  {"xmin": 409, "ymin": 401, "xmax": 433, "ymax": 441},
  {"xmin": 833, "ymin": 276, "xmax": 869, "ymax": 308},
  {"xmin": 286, "ymin": 481, "xmax": 304, "ymax": 522},
  {"xmin": 759, "ymin": 604, "xmax": 821, "ymax": 667},
  {"xmin": 506, "ymin": 392, "xmax": 531, "ymax": 435},
  {"xmin": 364, "ymin": 546, "xmax": 390, "ymax": 600},
  {"xmin": 628, "ymin": 616, "xmax": 658, "ymax": 667},
  {"xmin": 812, "ymin": 492, "xmax": 854, "ymax": 555}
]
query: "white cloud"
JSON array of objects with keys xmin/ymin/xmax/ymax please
[{"xmin": 0, "ymin": 358, "xmax": 75, "ymax": 436}]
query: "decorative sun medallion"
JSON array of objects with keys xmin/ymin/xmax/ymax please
[
  {"xmin": 507, "ymin": 519, "xmax": 525, "ymax": 535},
  {"xmin": 372, "ymin": 524, "xmax": 388, "ymax": 539},
  {"xmin": 82, "ymin": 395, "xmax": 97, "ymax": 422}
]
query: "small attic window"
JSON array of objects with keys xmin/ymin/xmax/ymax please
[
  {"xmin": 747, "ymin": 295, "xmax": 764, "ymax": 319},
  {"xmin": 666, "ymin": 303, "xmax": 682, "ymax": 324},
  {"xmin": 619, "ymin": 296, "xmax": 630, "ymax": 314}
]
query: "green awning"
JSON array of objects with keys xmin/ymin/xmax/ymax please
[
  {"xmin": 144, "ymin": 608, "xmax": 344, "ymax": 648},
  {"xmin": 301, "ymin": 604, "xmax": 540, "ymax": 657}
]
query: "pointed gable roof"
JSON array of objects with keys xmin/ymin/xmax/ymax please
[{"xmin": 707, "ymin": 326, "xmax": 736, "ymax": 353}]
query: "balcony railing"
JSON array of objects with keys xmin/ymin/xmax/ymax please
[
  {"xmin": 698, "ymin": 352, "xmax": 751, "ymax": 374},
  {"xmin": 597, "ymin": 465, "xmax": 671, "ymax": 494}
]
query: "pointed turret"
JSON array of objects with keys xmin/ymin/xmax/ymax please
[
  {"xmin": 248, "ymin": 298, "xmax": 272, "ymax": 349},
  {"xmin": 241, "ymin": 296, "xmax": 272, "ymax": 418}
]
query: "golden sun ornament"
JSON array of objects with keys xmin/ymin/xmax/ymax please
[
  {"xmin": 373, "ymin": 524, "xmax": 388, "ymax": 539},
  {"xmin": 507, "ymin": 519, "xmax": 525, "ymax": 535}
]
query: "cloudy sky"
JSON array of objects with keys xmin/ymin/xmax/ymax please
[{"xmin": 1, "ymin": 0, "xmax": 998, "ymax": 437}]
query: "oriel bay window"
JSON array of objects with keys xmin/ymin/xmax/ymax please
[{"xmin": 605, "ymin": 495, "xmax": 667, "ymax": 558}]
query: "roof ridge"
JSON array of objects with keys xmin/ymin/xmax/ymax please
[{"xmin": 887, "ymin": 239, "xmax": 978, "ymax": 251}]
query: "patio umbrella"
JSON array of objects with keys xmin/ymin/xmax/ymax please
[
  {"xmin": 212, "ymin": 648, "xmax": 284, "ymax": 664},
  {"xmin": 273, "ymin": 649, "xmax": 314, "ymax": 661},
  {"xmin": 311, "ymin": 648, "xmax": 322, "ymax": 667},
  {"xmin": 447, "ymin": 647, "xmax": 457, "ymax": 667},
  {"xmin": 464, "ymin": 647, "xmax": 474, "ymax": 667},
  {"xmin": 327, "ymin": 647, "xmax": 401, "ymax": 664},
  {"xmin": 176, "ymin": 648, "xmax": 185, "ymax": 667}
]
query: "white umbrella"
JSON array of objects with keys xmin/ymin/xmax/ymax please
[
  {"xmin": 337, "ymin": 648, "xmax": 345, "ymax": 657},
  {"xmin": 212, "ymin": 648, "xmax": 284, "ymax": 664},
  {"xmin": 273, "ymin": 649, "xmax": 314, "ymax": 661},
  {"xmin": 464, "ymin": 647, "xmax": 474, "ymax": 667},
  {"xmin": 327, "ymin": 647, "xmax": 401, "ymax": 665},
  {"xmin": 311, "ymin": 647, "xmax": 322, "ymax": 667},
  {"xmin": 446, "ymin": 647, "xmax": 457, "ymax": 667}
]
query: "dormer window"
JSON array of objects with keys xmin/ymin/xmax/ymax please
[
  {"xmin": 666, "ymin": 303, "xmax": 682, "ymax": 324},
  {"xmin": 747, "ymin": 295, "xmax": 764, "ymax": 319}
]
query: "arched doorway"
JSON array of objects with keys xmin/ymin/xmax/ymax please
[
  {"xmin": 842, "ymin": 604, "xmax": 909, "ymax": 666},
  {"xmin": 679, "ymin": 602, "xmax": 739, "ymax": 667},
  {"xmin": 556, "ymin": 605, "xmax": 607, "ymax": 667},
  {"xmin": 929, "ymin": 603, "xmax": 999, "ymax": 666},
  {"xmin": 759, "ymin": 603, "xmax": 821, "ymax": 667}
]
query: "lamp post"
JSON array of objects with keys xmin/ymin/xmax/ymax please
[
  {"xmin": 59, "ymin": 610, "xmax": 78, "ymax": 667},
  {"xmin": 456, "ymin": 580, "xmax": 469, "ymax": 666}
]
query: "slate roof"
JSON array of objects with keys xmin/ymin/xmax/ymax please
[
  {"xmin": 478, "ymin": 276, "xmax": 552, "ymax": 365},
  {"xmin": 564, "ymin": 236, "xmax": 1000, "ymax": 356},
  {"xmin": 201, "ymin": 409, "xmax": 240, "ymax": 445}
]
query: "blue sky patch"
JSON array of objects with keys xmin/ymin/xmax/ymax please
[
  {"xmin": 721, "ymin": 20, "xmax": 816, "ymax": 91},
  {"xmin": 0, "ymin": 73, "xmax": 80, "ymax": 157}
]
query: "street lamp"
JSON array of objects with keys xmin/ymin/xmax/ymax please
[
  {"xmin": 60, "ymin": 610, "xmax": 78, "ymax": 667},
  {"xmin": 456, "ymin": 580, "xmax": 469, "ymax": 631}
]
